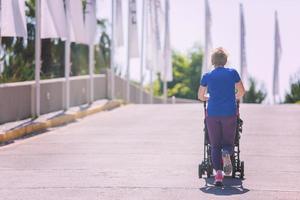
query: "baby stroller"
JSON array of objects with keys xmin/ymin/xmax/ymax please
[{"xmin": 198, "ymin": 101, "xmax": 245, "ymax": 179}]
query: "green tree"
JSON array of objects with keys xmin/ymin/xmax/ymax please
[
  {"xmin": 0, "ymin": 0, "xmax": 35, "ymax": 83},
  {"xmin": 284, "ymin": 75, "xmax": 300, "ymax": 103},
  {"xmin": 188, "ymin": 46, "xmax": 203, "ymax": 99},
  {"xmin": 166, "ymin": 52, "xmax": 192, "ymax": 98},
  {"xmin": 243, "ymin": 78, "xmax": 267, "ymax": 103},
  {"xmin": 0, "ymin": 0, "xmax": 110, "ymax": 83},
  {"xmin": 41, "ymin": 39, "xmax": 65, "ymax": 78},
  {"xmin": 154, "ymin": 46, "xmax": 203, "ymax": 99}
]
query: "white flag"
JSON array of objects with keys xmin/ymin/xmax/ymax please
[
  {"xmin": 146, "ymin": 0, "xmax": 163, "ymax": 72},
  {"xmin": 154, "ymin": 0, "xmax": 164, "ymax": 73},
  {"xmin": 202, "ymin": 0, "xmax": 212, "ymax": 75},
  {"xmin": 115, "ymin": 0, "xmax": 124, "ymax": 47},
  {"xmin": 1, "ymin": 0, "xmax": 27, "ymax": 39},
  {"xmin": 41, "ymin": 0, "xmax": 67, "ymax": 39},
  {"xmin": 273, "ymin": 11, "xmax": 282, "ymax": 100},
  {"xmin": 85, "ymin": 0, "xmax": 97, "ymax": 45},
  {"xmin": 162, "ymin": 0, "xmax": 172, "ymax": 81},
  {"xmin": 146, "ymin": 0, "xmax": 155, "ymax": 70},
  {"xmin": 240, "ymin": 3, "xmax": 248, "ymax": 89},
  {"xmin": 65, "ymin": 0, "xmax": 86, "ymax": 44},
  {"xmin": 128, "ymin": 0, "xmax": 139, "ymax": 58}
]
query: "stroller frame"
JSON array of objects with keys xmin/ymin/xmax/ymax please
[{"xmin": 198, "ymin": 101, "xmax": 245, "ymax": 179}]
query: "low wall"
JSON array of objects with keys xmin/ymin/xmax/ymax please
[
  {"xmin": 0, "ymin": 82, "xmax": 32, "ymax": 124},
  {"xmin": 0, "ymin": 74, "xmax": 107, "ymax": 124},
  {"xmin": 106, "ymin": 70, "xmax": 164, "ymax": 104},
  {"xmin": 0, "ymin": 71, "xmax": 196, "ymax": 125}
]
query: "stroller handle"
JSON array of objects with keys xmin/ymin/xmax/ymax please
[
  {"xmin": 203, "ymin": 101, "xmax": 207, "ymax": 117},
  {"xmin": 236, "ymin": 99, "xmax": 240, "ymax": 115}
]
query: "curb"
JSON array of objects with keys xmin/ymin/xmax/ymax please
[{"xmin": 0, "ymin": 100, "xmax": 124, "ymax": 144}]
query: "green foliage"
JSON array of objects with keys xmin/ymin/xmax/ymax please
[
  {"xmin": 284, "ymin": 75, "xmax": 300, "ymax": 103},
  {"xmin": 154, "ymin": 46, "xmax": 203, "ymax": 99},
  {"xmin": 243, "ymin": 78, "xmax": 267, "ymax": 103},
  {"xmin": 41, "ymin": 39, "xmax": 65, "ymax": 78},
  {"xmin": 188, "ymin": 47, "xmax": 203, "ymax": 98},
  {"xmin": 0, "ymin": 0, "xmax": 35, "ymax": 83},
  {"xmin": 0, "ymin": 0, "xmax": 110, "ymax": 83}
]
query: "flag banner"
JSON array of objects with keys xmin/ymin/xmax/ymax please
[
  {"xmin": 146, "ymin": 0, "xmax": 155, "ymax": 70},
  {"xmin": 65, "ymin": 0, "xmax": 86, "ymax": 44},
  {"xmin": 155, "ymin": 0, "xmax": 165, "ymax": 42},
  {"xmin": 1, "ymin": 0, "xmax": 27, "ymax": 39},
  {"xmin": 41, "ymin": 0, "xmax": 67, "ymax": 39},
  {"xmin": 202, "ymin": 0, "xmax": 212, "ymax": 75},
  {"xmin": 128, "ymin": 0, "xmax": 139, "ymax": 58},
  {"xmin": 273, "ymin": 11, "xmax": 282, "ymax": 97},
  {"xmin": 163, "ymin": 0, "xmax": 172, "ymax": 81},
  {"xmin": 85, "ymin": 0, "xmax": 97, "ymax": 45},
  {"xmin": 240, "ymin": 3, "xmax": 248, "ymax": 89},
  {"xmin": 146, "ymin": 0, "xmax": 163, "ymax": 72},
  {"xmin": 115, "ymin": 0, "xmax": 124, "ymax": 47},
  {"xmin": 154, "ymin": 0, "xmax": 164, "ymax": 73}
]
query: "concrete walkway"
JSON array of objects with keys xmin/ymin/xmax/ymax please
[{"xmin": 0, "ymin": 104, "xmax": 299, "ymax": 200}]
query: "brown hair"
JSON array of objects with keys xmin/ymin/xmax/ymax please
[{"xmin": 211, "ymin": 47, "xmax": 228, "ymax": 66}]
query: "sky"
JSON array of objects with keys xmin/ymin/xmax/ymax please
[{"xmin": 97, "ymin": 0, "xmax": 300, "ymax": 102}]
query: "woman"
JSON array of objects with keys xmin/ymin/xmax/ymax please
[{"xmin": 198, "ymin": 47, "xmax": 245, "ymax": 186}]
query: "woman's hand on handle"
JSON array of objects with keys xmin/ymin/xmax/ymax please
[
  {"xmin": 198, "ymin": 86, "xmax": 209, "ymax": 101},
  {"xmin": 235, "ymin": 81, "xmax": 246, "ymax": 100}
]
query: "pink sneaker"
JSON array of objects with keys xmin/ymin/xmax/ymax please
[{"xmin": 214, "ymin": 170, "xmax": 224, "ymax": 187}]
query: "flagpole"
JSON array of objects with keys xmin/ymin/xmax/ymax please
[
  {"xmin": 273, "ymin": 11, "xmax": 277, "ymax": 104},
  {"xmin": 240, "ymin": 3, "xmax": 242, "ymax": 82},
  {"xmin": 35, "ymin": 0, "xmax": 41, "ymax": 117},
  {"xmin": 163, "ymin": 0, "xmax": 170, "ymax": 104},
  {"xmin": 239, "ymin": 3, "xmax": 245, "ymax": 103},
  {"xmin": 64, "ymin": 0, "xmax": 71, "ymax": 110},
  {"xmin": 203, "ymin": 0, "xmax": 207, "ymax": 75},
  {"xmin": 0, "ymin": 0, "xmax": 3, "ymax": 75},
  {"xmin": 0, "ymin": 37, "xmax": 3, "ymax": 75},
  {"xmin": 273, "ymin": 10, "xmax": 276, "ymax": 105},
  {"xmin": 110, "ymin": 0, "xmax": 115, "ymax": 100},
  {"xmin": 203, "ymin": 0, "xmax": 211, "ymax": 75},
  {"xmin": 126, "ymin": 0, "xmax": 131, "ymax": 103},
  {"xmin": 205, "ymin": 0, "xmax": 208, "ymax": 74},
  {"xmin": 64, "ymin": 39, "xmax": 70, "ymax": 110},
  {"xmin": 273, "ymin": 11, "xmax": 280, "ymax": 105},
  {"xmin": 89, "ymin": 44, "xmax": 94, "ymax": 103},
  {"xmin": 150, "ymin": 69, "xmax": 153, "ymax": 104},
  {"xmin": 139, "ymin": 0, "xmax": 146, "ymax": 104},
  {"xmin": 163, "ymin": 79, "xmax": 167, "ymax": 103}
]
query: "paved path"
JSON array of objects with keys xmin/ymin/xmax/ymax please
[{"xmin": 0, "ymin": 104, "xmax": 300, "ymax": 200}]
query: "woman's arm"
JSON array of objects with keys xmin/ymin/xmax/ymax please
[
  {"xmin": 198, "ymin": 86, "xmax": 209, "ymax": 101},
  {"xmin": 235, "ymin": 80, "xmax": 246, "ymax": 100}
]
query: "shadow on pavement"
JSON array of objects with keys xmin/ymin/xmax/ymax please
[{"xmin": 199, "ymin": 177, "xmax": 249, "ymax": 196}]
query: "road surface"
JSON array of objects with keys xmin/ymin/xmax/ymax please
[{"xmin": 0, "ymin": 104, "xmax": 300, "ymax": 199}]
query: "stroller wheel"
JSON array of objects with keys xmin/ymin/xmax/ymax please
[
  {"xmin": 198, "ymin": 164, "xmax": 203, "ymax": 179},
  {"xmin": 240, "ymin": 161, "xmax": 245, "ymax": 179}
]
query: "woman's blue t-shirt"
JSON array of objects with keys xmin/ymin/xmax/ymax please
[{"xmin": 200, "ymin": 67, "xmax": 241, "ymax": 116}]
